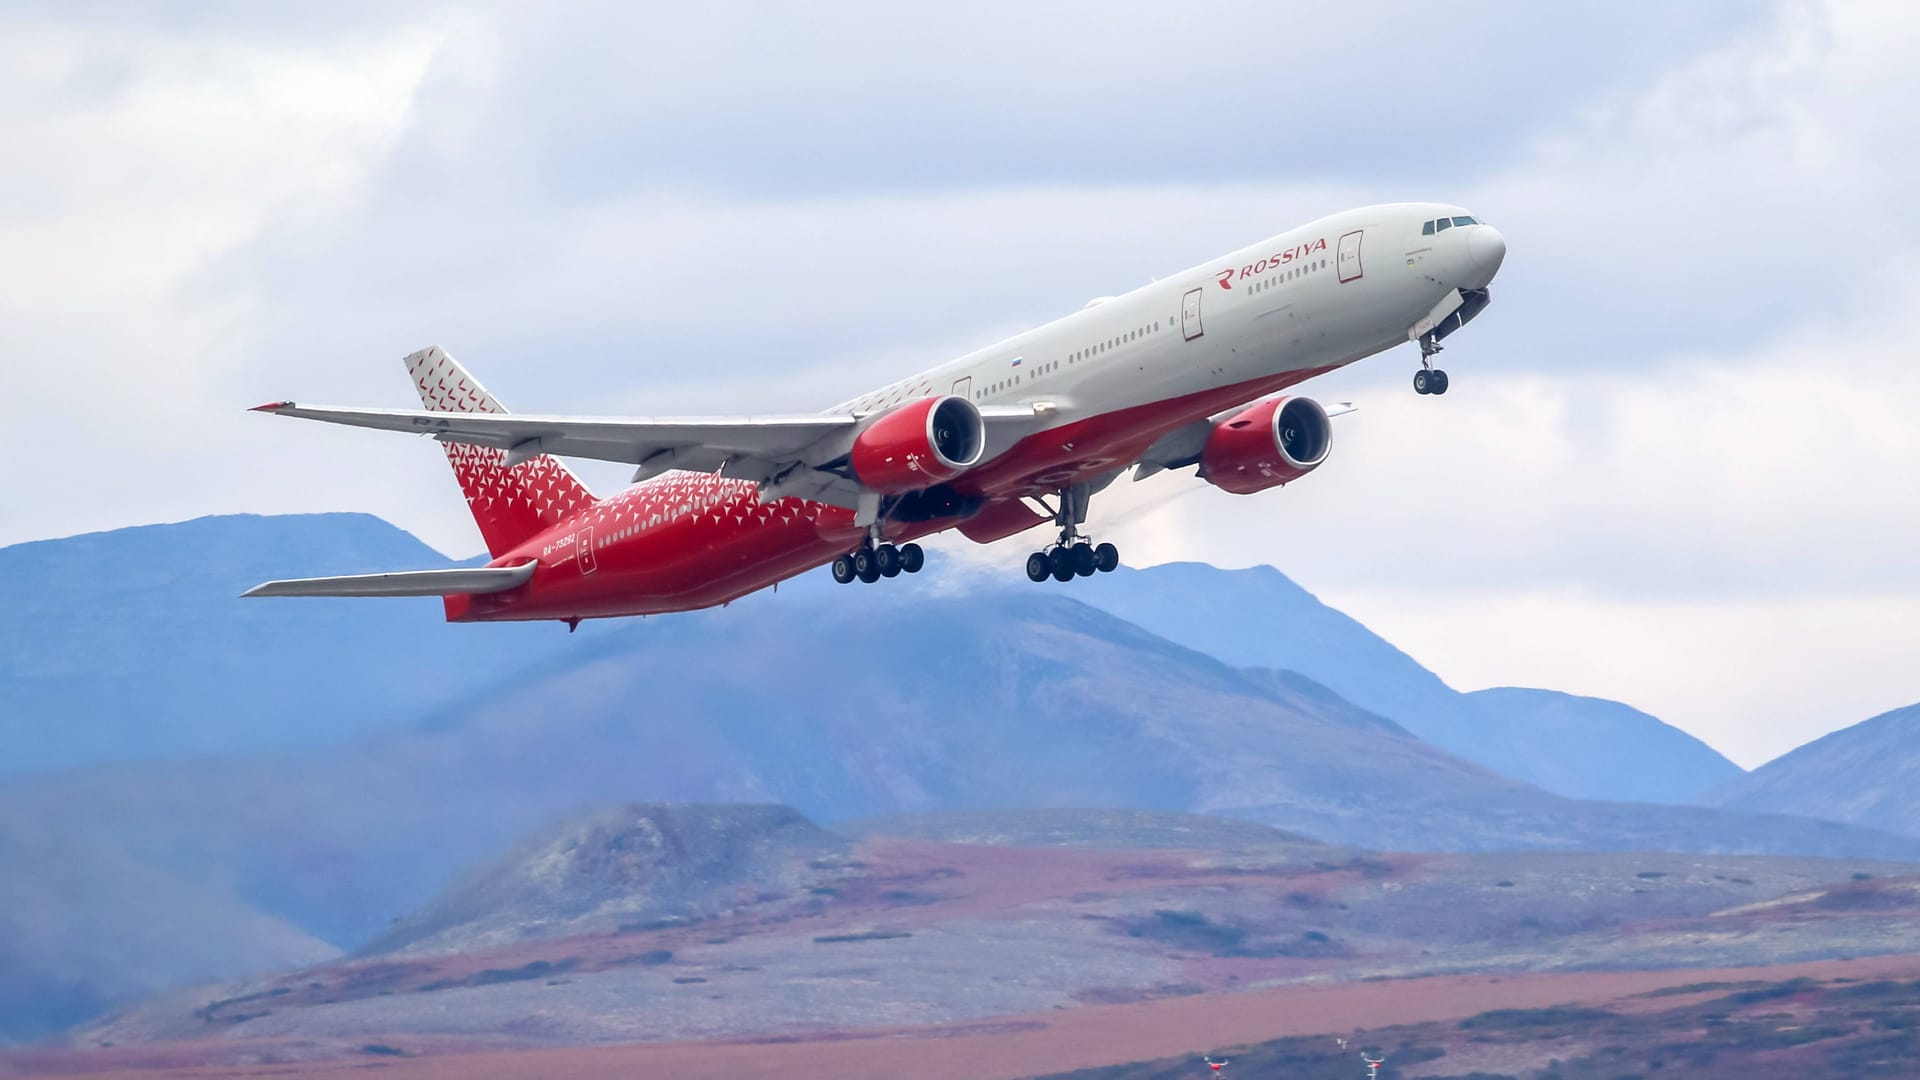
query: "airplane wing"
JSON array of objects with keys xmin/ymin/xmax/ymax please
[
  {"xmin": 250, "ymin": 400, "xmax": 1045, "ymax": 490},
  {"xmin": 243, "ymin": 561, "xmax": 536, "ymax": 598}
]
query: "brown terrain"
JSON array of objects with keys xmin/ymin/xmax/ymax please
[
  {"xmin": 10, "ymin": 957, "xmax": 1920, "ymax": 1079},
  {"xmin": 11, "ymin": 820, "xmax": 1920, "ymax": 1080}
]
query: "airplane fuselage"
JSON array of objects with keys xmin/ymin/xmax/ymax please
[{"xmin": 435, "ymin": 201, "xmax": 1503, "ymax": 621}]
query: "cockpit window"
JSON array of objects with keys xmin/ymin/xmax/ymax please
[
  {"xmin": 1421, "ymin": 220, "xmax": 1435, "ymax": 235},
  {"xmin": 1452, "ymin": 216, "xmax": 1476, "ymax": 227},
  {"xmin": 1435, "ymin": 218, "xmax": 1453, "ymax": 232}
]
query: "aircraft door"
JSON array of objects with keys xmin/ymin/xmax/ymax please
[
  {"xmin": 952, "ymin": 376, "xmax": 972, "ymax": 399},
  {"xmin": 577, "ymin": 525, "xmax": 598, "ymax": 575},
  {"xmin": 1337, "ymin": 230, "xmax": 1364, "ymax": 283},
  {"xmin": 1181, "ymin": 287, "xmax": 1205, "ymax": 340}
]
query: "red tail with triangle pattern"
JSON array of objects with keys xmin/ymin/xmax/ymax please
[{"xmin": 404, "ymin": 346, "xmax": 596, "ymax": 558}]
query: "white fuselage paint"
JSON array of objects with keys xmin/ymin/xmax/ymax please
[{"xmin": 828, "ymin": 202, "xmax": 1503, "ymax": 457}]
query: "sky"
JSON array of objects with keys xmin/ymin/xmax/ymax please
[{"xmin": 2, "ymin": 0, "xmax": 1916, "ymax": 767}]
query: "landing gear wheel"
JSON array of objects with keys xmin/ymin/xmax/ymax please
[
  {"xmin": 899, "ymin": 542, "xmax": 925, "ymax": 574},
  {"xmin": 1026, "ymin": 552, "xmax": 1051, "ymax": 583},
  {"xmin": 831, "ymin": 555, "xmax": 856, "ymax": 584},
  {"xmin": 1072, "ymin": 543, "xmax": 1096, "ymax": 577},
  {"xmin": 1430, "ymin": 369, "xmax": 1449, "ymax": 395},
  {"xmin": 852, "ymin": 547, "xmax": 880, "ymax": 584},
  {"xmin": 875, "ymin": 543, "xmax": 902, "ymax": 578},
  {"xmin": 1413, "ymin": 369, "xmax": 1432, "ymax": 395},
  {"xmin": 1093, "ymin": 542, "xmax": 1119, "ymax": 573},
  {"xmin": 1048, "ymin": 547, "xmax": 1076, "ymax": 582}
]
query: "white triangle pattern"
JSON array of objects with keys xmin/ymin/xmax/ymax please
[{"xmin": 406, "ymin": 347, "xmax": 596, "ymax": 558}]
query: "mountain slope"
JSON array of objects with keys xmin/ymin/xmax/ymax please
[
  {"xmin": 0, "ymin": 818, "xmax": 337, "ymax": 1042},
  {"xmin": 0, "ymin": 514, "xmax": 564, "ymax": 774},
  {"xmin": 6, "ymin": 589, "xmax": 1914, "ymax": 959},
  {"xmin": 1702, "ymin": 702, "xmax": 1920, "ymax": 839},
  {"xmin": 1063, "ymin": 560, "xmax": 1744, "ymax": 803}
]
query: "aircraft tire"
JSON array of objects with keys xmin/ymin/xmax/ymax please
[
  {"xmin": 853, "ymin": 548, "xmax": 881, "ymax": 583},
  {"xmin": 1072, "ymin": 543, "xmax": 1096, "ymax": 577},
  {"xmin": 1026, "ymin": 552, "xmax": 1050, "ymax": 582},
  {"xmin": 831, "ymin": 555, "xmax": 856, "ymax": 584},
  {"xmin": 1049, "ymin": 547, "xmax": 1075, "ymax": 582},
  {"xmin": 876, "ymin": 544, "xmax": 902, "ymax": 578},
  {"xmin": 1431, "ymin": 369, "xmax": 1449, "ymax": 395},
  {"xmin": 1093, "ymin": 542, "xmax": 1120, "ymax": 573},
  {"xmin": 1413, "ymin": 369, "xmax": 1431, "ymax": 395},
  {"xmin": 900, "ymin": 543, "xmax": 925, "ymax": 573}
]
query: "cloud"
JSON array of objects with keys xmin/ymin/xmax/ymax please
[{"xmin": 0, "ymin": 0, "xmax": 1915, "ymax": 765}]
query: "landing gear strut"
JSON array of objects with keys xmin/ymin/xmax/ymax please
[
  {"xmin": 1415, "ymin": 335, "xmax": 1450, "ymax": 396},
  {"xmin": 1023, "ymin": 482, "xmax": 1119, "ymax": 583}
]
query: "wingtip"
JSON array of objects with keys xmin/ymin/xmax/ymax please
[{"xmin": 250, "ymin": 400, "xmax": 293, "ymax": 413}]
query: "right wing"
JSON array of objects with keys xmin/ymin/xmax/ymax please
[
  {"xmin": 250, "ymin": 401, "xmax": 857, "ymax": 480},
  {"xmin": 252, "ymin": 399, "xmax": 1047, "ymax": 509},
  {"xmin": 243, "ymin": 561, "xmax": 536, "ymax": 598}
]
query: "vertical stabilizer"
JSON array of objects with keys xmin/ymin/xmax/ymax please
[{"xmin": 405, "ymin": 346, "xmax": 596, "ymax": 558}]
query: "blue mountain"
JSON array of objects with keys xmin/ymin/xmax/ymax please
[
  {"xmin": 1702, "ymin": 702, "xmax": 1920, "ymax": 839},
  {"xmin": 0, "ymin": 514, "xmax": 567, "ymax": 774},
  {"xmin": 1, "ymin": 514, "xmax": 1909, "ymax": 1043},
  {"xmin": 1059, "ymin": 561, "xmax": 1743, "ymax": 803}
]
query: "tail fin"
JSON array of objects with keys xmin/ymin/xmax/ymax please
[{"xmin": 405, "ymin": 346, "xmax": 596, "ymax": 558}]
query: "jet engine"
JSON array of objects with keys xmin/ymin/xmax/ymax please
[
  {"xmin": 1199, "ymin": 396, "xmax": 1332, "ymax": 495},
  {"xmin": 849, "ymin": 395, "xmax": 986, "ymax": 492}
]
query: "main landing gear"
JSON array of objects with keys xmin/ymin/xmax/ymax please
[
  {"xmin": 1414, "ymin": 335, "xmax": 1450, "ymax": 396},
  {"xmin": 1024, "ymin": 540, "xmax": 1119, "ymax": 583},
  {"xmin": 1023, "ymin": 482, "xmax": 1119, "ymax": 583},
  {"xmin": 830, "ymin": 538, "xmax": 925, "ymax": 585}
]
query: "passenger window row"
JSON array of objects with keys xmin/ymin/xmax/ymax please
[
  {"xmin": 1069, "ymin": 319, "xmax": 1164, "ymax": 366},
  {"xmin": 1421, "ymin": 215, "xmax": 1477, "ymax": 235},
  {"xmin": 1247, "ymin": 258, "xmax": 1329, "ymax": 295}
]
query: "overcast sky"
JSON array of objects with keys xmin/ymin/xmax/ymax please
[{"xmin": 2, "ymin": 1, "xmax": 1915, "ymax": 767}]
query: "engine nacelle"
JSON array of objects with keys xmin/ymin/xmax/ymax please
[
  {"xmin": 1199, "ymin": 396, "xmax": 1332, "ymax": 495},
  {"xmin": 849, "ymin": 395, "xmax": 985, "ymax": 493}
]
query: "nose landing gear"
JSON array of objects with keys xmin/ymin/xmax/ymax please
[{"xmin": 1415, "ymin": 336, "xmax": 1450, "ymax": 396}]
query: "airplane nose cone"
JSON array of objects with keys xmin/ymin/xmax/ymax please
[{"xmin": 1468, "ymin": 225, "xmax": 1507, "ymax": 281}]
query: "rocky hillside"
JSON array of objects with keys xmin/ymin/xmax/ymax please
[
  {"xmin": 361, "ymin": 804, "xmax": 850, "ymax": 956},
  {"xmin": 64, "ymin": 805, "xmax": 1920, "ymax": 1056}
]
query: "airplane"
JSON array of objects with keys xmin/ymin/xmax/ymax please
[{"xmin": 245, "ymin": 202, "xmax": 1505, "ymax": 626}]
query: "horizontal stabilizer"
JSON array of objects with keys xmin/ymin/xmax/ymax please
[{"xmin": 243, "ymin": 561, "xmax": 536, "ymax": 598}]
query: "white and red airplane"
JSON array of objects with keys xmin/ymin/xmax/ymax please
[{"xmin": 247, "ymin": 203, "xmax": 1504, "ymax": 625}]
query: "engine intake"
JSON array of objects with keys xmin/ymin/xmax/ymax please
[
  {"xmin": 849, "ymin": 395, "xmax": 985, "ymax": 493},
  {"xmin": 1199, "ymin": 396, "xmax": 1332, "ymax": 495}
]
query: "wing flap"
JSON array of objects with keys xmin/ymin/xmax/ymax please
[{"xmin": 243, "ymin": 561, "xmax": 537, "ymax": 598}]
